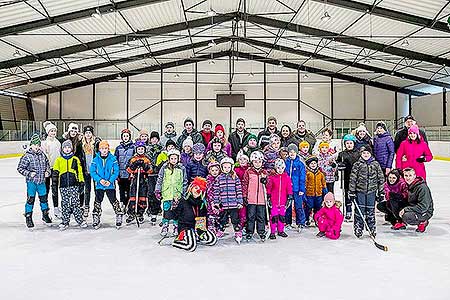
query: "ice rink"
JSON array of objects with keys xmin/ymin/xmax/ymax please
[{"xmin": 1, "ymin": 157, "xmax": 450, "ymax": 300}]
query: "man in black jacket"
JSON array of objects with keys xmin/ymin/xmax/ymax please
[
  {"xmin": 176, "ymin": 117, "xmax": 203, "ymax": 149},
  {"xmin": 292, "ymin": 120, "xmax": 316, "ymax": 154},
  {"xmin": 228, "ymin": 118, "xmax": 251, "ymax": 160},
  {"xmin": 394, "ymin": 115, "xmax": 428, "ymax": 152},
  {"xmin": 257, "ymin": 116, "xmax": 280, "ymax": 149},
  {"xmin": 399, "ymin": 168, "xmax": 433, "ymax": 233}
]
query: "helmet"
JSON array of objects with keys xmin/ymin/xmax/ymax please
[
  {"xmin": 343, "ymin": 134, "xmax": 356, "ymax": 143},
  {"xmin": 220, "ymin": 157, "xmax": 234, "ymax": 166},
  {"xmin": 207, "ymin": 161, "xmax": 220, "ymax": 170},
  {"xmin": 168, "ymin": 149, "xmax": 181, "ymax": 157},
  {"xmin": 135, "ymin": 140, "xmax": 146, "ymax": 149},
  {"xmin": 236, "ymin": 152, "xmax": 249, "ymax": 162},
  {"xmin": 121, "ymin": 128, "xmax": 131, "ymax": 136},
  {"xmin": 274, "ymin": 158, "xmax": 286, "ymax": 170},
  {"xmin": 250, "ymin": 151, "xmax": 264, "ymax": 162}
]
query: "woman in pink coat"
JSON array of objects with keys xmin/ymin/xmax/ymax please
[
  {"xmin": 267, "ymin": 158, "xmax": 293, "ymax": 240},
  {"xmin": 395, "ymin": 125, "xmax": 432, "ymax": 180},
  {"xmin": 314, "ymin": 192, "xmax": 344, "ymax": 240}
]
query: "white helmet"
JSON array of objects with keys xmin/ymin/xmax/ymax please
[
  {"xmin": 220, "ymin": 157, "xmax": 234, "ymax": 166},
  {"xmin": 274, "ymin": 158, "xmax": 286, "ymax": 170},
  {"xmin": 250, "ymin": 151, "xmax": 264, "ymax": 162},
  {"xmin": 168, "ymin": 149, "xmax": 180, "ymax": 157}
]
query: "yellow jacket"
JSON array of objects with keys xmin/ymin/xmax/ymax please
[{"xmin": 53, "ymin": 155, "xmax": 85, "ymax": 188}]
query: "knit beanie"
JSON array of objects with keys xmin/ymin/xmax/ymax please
[
  {"xmin": 245, "ymin": 133, "xmax": 257, "ymax": 145},
  {"xmin": 43, "ymin": 121, "xmax": 57, "ymax": 134},
  {"xmin": 165, "ymin": 122, "xmax": 175, "ymax": 129},
  {"xmin": 150, "ymin": 131, "xmax": 160, "ymax": 141},
  {"xmin": 98, "ymin": 140, "xmax": 109, "ymax": 149},
  {"xmin": 324, "ymin": 192, "xmax": 335, "ymax": 203},
  {"xmin": 355, "ymin": 123, "xmax": 368, "ymax": 133},
  {"xmin": 139, "ymin": 129, "xmax": 149, "ymax": 136},
  {"xmin": 182, "ymin": 136, "xmax": 194, "ymax": 148},
  {"xmin": 408, "ymin": 124, "xmax": 420, "ymax": 135},
  {"xmin": 215, "ymin": 124, "xmax": 225, "ymax": 136},
  {"xmin": 67, "ymin": 123, "xmax": 79, "ymax": 132},
  {"xmin": 62, "ymin": 140, "xmax": 73, "ymax": 152},
  {"xmin": 30, "ymin": 133, "xmax": 41, "ymax": 146},
  {"xmin": 376, "ymin": 121, "xmax": 387, "ymax": 131},
  {"xmin": 83, "ymin": 125, "xmax": 94, "ymax": 134},
  {"xmin": 306, "ymin": 156, "xmax": 318, "ymax": 166},
  {"xmin": 184, "ymin": 117, "xmax": 194, "ymax": 127},
  {"xmin": 202, "ymin": 120, "xmax": 212, "ymax": 127},
  {"xmin": 165, "ymin": 139, "xmax": 177, "ymax": 149},
  {"xmin": 359, "ymin": 146, "xmax": 372, "ymax": 155},
  {"xmin": 287, "ymin": 143, "xmax": 298, "ymax": 154},
  {"xmin": 192, "ymin": 143, "xmax": 206, "ymax": 154}
]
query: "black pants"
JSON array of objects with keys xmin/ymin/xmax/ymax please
[
  {"xmin": 326, "ymin": 182, "xmax": 334, "ymax": 194},
  {"xmin": 219, "ymin": 208, "xmax": 241, "ymax": 232},
  {"xmin": 45, "ymin": 169, "xmax": 59, "ymax": 207},
  {"xmin": 343, "ymin": 188, "xmax": 352, "ymax": 214},
  {"xmin": 376, "ymin": 199, "xmax": 408, "ymax": 225},
  {"xmin": 93, "ymin": 189, "xmax": 121, "ymax": 217},
  {"xmin": 128, "ymin": 175, "xmax": 148, "ymax": 216},
  {"xmin": 118, "ymin": 178, "xmax": 131, "ymax": 207},
  {"xmin": 83, "ymin": 173, "xmax": 93, "ymax": 207},
  {"xmin": 402, "ymin": 210, "xmax": 432, "ymax": 226},
  {"xmin": 147, "ymin": 175, "xmax": 161, "ymax": 215},
  {"xmin": 246, "ymin": 204, "xmax": 266, "ymax": 235}
]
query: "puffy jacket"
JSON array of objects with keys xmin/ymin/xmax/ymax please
[
  {"xmin": 126, "ymin": 154, "xmax": 153, "ymax": 176},
  {"xmin": 203, "ymin": 150, "xmax": 227, "ymax": 166},
  {"xmin": 293, "ymin": 130, "xmax": 316, "ymax": 154},
  {"xmin": 234, "ymin": 164, "xmax": 249, "ymax": 181},
  {"xmin": 114, "ymin": 141, "xmax": 135, "ymax": 179},
  {"xmin": 285, "ymin": 156, "xmax": 306, "ymax": 193},
  {"xmin": 180, "ymin": 152, "xmax": 192, "ymax": 167},
  {"xmin": 395, "ymin": 138, "xmax": 432, "ymax": 180},
  {"xmin": 60, "ymin": 134, "xmax": 86, "ymax": 174},
  {"xmin": 337, "ymin": 149, "xmax": 360, "ymax": 188},
  {"xmin": 147, "ymin": 144, "xmax": 163, "ymax": 168},
  {"xmin": 404, "ymin": 177, "xmax": 433, "ymax": 218},
  {"xmin": 318, "ymin": 151, "xmax": 337, "ymax": 183},
  {"xmin": 305, "ymin": 168, "xmax": 327, "ymax": 197},
  {"xmin": 228, "ymin": 130, "xmax": 251, "ymax": 160},
  {"xmin": 212, "ymin": 172, "xmax": 243, "ymax": 209},
  {"xmin": 206, "ymin": 140, "xmax": 232, "ymax": 158},
  {"xmin": 155, "ymin": 162, "xmax": 187, "ymax": 202},
  {"xmin": 314, "ymin": 205, "xmax": 344, "ymax": 239},
  {"xmin": 41, "ymin": 136, "xmax": 61, "ymax": 167},
  {"xmin": 175, "ymin": 194, "xmax": 207, "ymax": 232},
  {"xmin": 176, "ymin": 129, "xmax": 203, "ymax": 150},
  {"xmin": 384, "ymin": 178, "xmax": 408, "ymax": 201},
  {"xmin": 242, "ymin": 167, "xmax": 268, "ymax": 205},
  {"xmin": 394, "ymin": 126, "xmax": 428, "ymax": 152},
  {"xmin": 354, "ymin": 135, "xmax": 373, "ymax": 151},
  {"xmin": 349, "ymin": 157, "xmax": 384, "ymax": 195},
  {"xmin": 53, "ymin": 154, "xmax": 84, "ymax": 188},
  {"xmin": 206, "ymin": 174, "xmax": 218, "ymax": 216},
  {"xmin": 17, "ymin": 148, "xmax": 50, "ymax": 184},
  {"xmin": 186, "ymin": 159, "xmax": 208, "ymax": 182},
  {"xmin": 263, "ymin": 145, "xmax": 280, "ymax": 170},
  {"xmin": 89, "ymin": 153, "xmax": 119, "ymax": 190},
  {"xmin": 373, "ymin": 132, "xmax": 395, "ymax": 169},
  {"xmin": 267, "ymin": 172, "xmax": 293, "ymax": 207}
]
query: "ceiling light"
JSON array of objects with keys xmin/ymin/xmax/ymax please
[
  {"xmin": 364, "ymin": 59, "xmax": 370, "ymax": 64},
  {"xmin": 294, "ymin": 43, "xmax": 302, "ymax": 50},
  {"xmin": 248, "ymin": 72, "xmax": 254, "ymax": 78},
  {"xmin": 174, "ymin": 73, "xmax": 180, "ymax": 79},
  {"xmin": 303, "ymin": 73, "xmax": 309, "ymax": 79},
  {"xmin": 401, "ymin": 39, "xmax": 409, "ymax": 47},
  {"xmin": 116, "ymin": 74, "xmax": 122, "ymax": 79},
  {"xmin": 13, "ymin": 50, "xmax": 21, "ymax": 58},
  {"xmin": 320, "ymin": 11, "xmax": 331, "ymax": 22},
  {"xmin": 92, "ymin": 8, "xmax": 102, "ymax": 19},
  {"xmin": 278, "ymin": 61, "xmax": 284, "ymax": 68},
  {"xmin": 209, "ymin": 59, "xmax": 215, "ymax": 65},
  {"xmin": 208, "ymin": 40, "xmax": 216, "ymax": 47},
  {"xmin": 206, "ymin": 9, "xmax": 216, "ymax": 17}
]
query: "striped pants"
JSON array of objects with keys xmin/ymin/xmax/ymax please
[{"xmin": 172, "ymin": 229, "xmax": 217, "ymax": 252}]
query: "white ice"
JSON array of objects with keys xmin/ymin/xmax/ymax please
[{"xmin": 1, "ymin": 157, "xmax": 450, "ymax": 300}]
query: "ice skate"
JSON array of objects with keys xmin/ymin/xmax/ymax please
[
  {"xmin": 416, "ymin": 221, "xmax": 429, "ymax": 233},
  {"xmin": 92, "ymin": 213, "xmax": 101, "ymax": 229},
  {"xmin": 150, "ymin": 215, "xmax": 157, "ymax": 226},
  {"xmin": 316, "ymin": 231, "xmax": 326, "ymax": 238},
  {"xmin": 126, "ymin": 214, "xmax": 135, "ymax": 224},
  {"xmin": 259, "ymin": 232, "xmax": 266, "ymax": 242},
  {"xmin": 59, "ymin": 223, "xmax": 69, "ymax": 231},
  {"xmin": 172, "ymin": 224, "xmax": 178, "ymax": 237},
  {"xmin": 278, "ymin": 231, "xmax": 288, "ymax": 238},
  {"xmin": 115, "ymin": 214, "xmax": 123, "ymax": 229},
  {"xmin": 234, "ymin": 231, "xmax": 243, "ymax": 244},
  {"xmin": 79, "ymin": 221, "xmax": 88, "ymax": 229},
  {"xmin": 54, "ymin": 207, "xmax": 62, "ymax": 219},
  {"xmin": 137, "ymin": 214, "xmax": 145, "ymax": 225},
  {"xmin": 269, "ymin": 233, "xmax": 276, "ymax": 240},
  {"xmin": 41, "ymin": 210, "xmax": 52, "ymax": 226},
  {"xmin": 344, "ymin": 212, "xmax": 353, "ymax": 222},
  {"xmin": 245, "ymin": 233, "xmax": 253, "ymax": 241},
  {"xmin": 25, "ymin": 212, "xmax": 34, "ymax": 229}
]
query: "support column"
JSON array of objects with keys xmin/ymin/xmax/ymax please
[
  {"xmin": 126, "ymin": 76, "xmax": 129, "ymax": 129},
  {"xmin": 263, "ymin": 62, "xmax": 267, "ymax": 124},
  {"xmin": 160, "ymin": 69, "xmax": 164, "ymax": 134},
  {"xmin": 92, "ymin": 83, "xmax": 96, "ymax": 120},
  {"xmin": 331, "ymin": 77, "xmax": 334, "ymax": 130},
  {"xmin": 444, "ymin": 88, "xmax": 447, "ymax": 126},
  {"xmin": 363, "ymin": 83, "xmax": 367, "ymax": 123},
  {"xmin": 11, "ymin": 97, "xmax": 17, "ymax": 130},
  {"xmin": 59, "ymin": 91, "xmax": 62, "ymax": 119},
  {"xmin": 394, "ymin": 92, "xmax": 398, "ymax": 129},
  {"xmin": 45, "ymin": 94, "xmax": 49, "ymax": 120},
  {"xmin": 408, "ymin": 94, "xmax": 412, "ymax": 116},
  {"xmin": 297, "ymin": 69, "xmax": 301, "ymax": 122},
  {"xmin": 195, "ymin": 62, "xmax": 198, "ymax": 130}
]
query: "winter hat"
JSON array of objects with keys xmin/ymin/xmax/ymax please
[
  {"xmin": 236, "ymin": 152, "xmax": 249, "ymax": 162},
  {"xmin": 269, "ymin": 133, "xmax": 281, "ymax": 143},
  {"xmin": 404, "ymin": 115, "xmax": 415, "ymax": 122},
  {"xmin": 306, "ymin": 156, "xmax": 318, "ymax": 166},
  {"xmin": 359, "ymin": 146, "xmax": 372, "ymax": 155},
  {"xmin": 274, "ymin": 158, "xmax": 286, "ymax": 170},
  {"xmin": 192, "ymin": 143, "xmax": 206, "ymax": 154},
  {"xmin": 43, "ymin": 121, "xmax": 57, "ymax": 134},
  {"xmin": 236, "ymin": 118, "xmax": 245, "ymax": 125},
  {"xmin": 139, "ymin": 129, "xmax": 149, "ymax": 137},
  {"xmin": 287, "ymin": 143, "xmax": 298, "ymax": 154},
  {"xmin": 182, "ymin": 136, "xmax": 194, "ymax": 148},
  {"xmin": 408, "ymin": 124, "xmax": 420, "ymax": 135},
  {"xmin": 202, "ymin": 120, "xmax": 212, "ymax": 127},
  {"xmin": 30, "ymin": 133, "xmax": 41, "ymax": 146},
  {"xmin": 168, "ymin": 149, "xmax": 181, "ymax": 158},
  {"xmin": 150, "ymin": 131, "xmax": 160, "ymax": 141},
  {"xmin": 245, "ymin": 133, "xmax": 257, "ymax": 145},
  {"xmin": 215, "ymin": 124, "xmax": 225, "ymax": 135},
  {"xmin": 324, "ymin": 192, "xmax": 335, "ymax": 204},
  {"xmin": 376, "ymin": 121, "xmax": 387, "ymax": 131},
  {"xmin": 98, "ymin": 140, "xmax": 109, "ymax": 149},
  {"xmin": 250, "ymin": 151, "xmax": 264, "ymax": 162},
  {"xmin": 67, "ymin": 123, "xmax": 79, "ymax": 132},
  {"xmin": 165, "ymin": 122, "xmax": 175, "ymax": 129},
  {"xmin": 135, "ymin": 140, "xmax": 146, "ymax": 150},
  {"xmin": 165, "ymin": 139, "xmax": 177, "ymax": 149},
  {"xmin": 184, "ymin": 117, "xmax": 194, "ymax": 126},
  {"xmin": 319, "ymin": 141, "xmax": 330, "ymax": 149},
  {"xmin": 83, "ymin": 125, "xmax": 94, "ymax": 134},
  {"xmin": 355, "ymin": 123, "xmax": 368, "ymax": 133},
  {"xmin": 298, "ymin": 140, "xmax": 310, "ymax": 149},
  {"xmin": 210, "ymin": 136, "xmax": 223, "ymax": 146},
  {"xmin": 62, "ymin": 140, "xmax": 73, "ymax": 152}
]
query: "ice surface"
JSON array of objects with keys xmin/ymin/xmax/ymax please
[{"xmin": 1, "ymin": 157, "xmax": 450, "ymax": 300}]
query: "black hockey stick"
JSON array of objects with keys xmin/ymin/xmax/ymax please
[{"xmin": 351, "ymin": 197, "xmax": 388, "ymax": 252}]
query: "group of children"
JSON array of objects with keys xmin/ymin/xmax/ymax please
[{"xmin": 16, "ymin": 118, "xmax": 433, "ymax": 252}]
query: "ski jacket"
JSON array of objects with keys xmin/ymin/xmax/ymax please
[
  {"xmin": 314, "ymin": 205, "xmax": 344, "ymax": 239},
  {"xmin": 156, "ymin": 162, "xmax": 187, "ymax": 202},
  {"xmin": 242, "ymin": 167, "xmax": 268, "ymax": 205},
  {"xmin": 337, "ymin": 149, "xmax": 360, "ymax": 189},
  {"xmin": 354, "ymin": 135, "xmax": 373, "ymax": 151},
  {"xmin": 394, "ymin": 126, "xmax": 428, "ymax": 152},
  {"xmin": 180, "ymin": 152, "xmax": 192, "ymax": 167},
  {"xmin": 41, "ymin": 136, "xmax": 61, "ymax": 167},
  {"xmin": 373, "ymin": 132, "xmax": 395, "ymax": 169},
  {"xmin": 176, "ymin": 129, "xmax": 203, "ymax": 150},
  {"xmin": 186, "ymin": 159, "xmax": 208, "ymax": 182},
  {"xmin": 384, "ymin": 178, "xmax": 408, "ymax": 201},
  {"xmin": 305, "ymin": 168, "xmax": 327, "ymax": 197},
  {"xmin": 60, "ymin": 133, "xmax": 86, "ymax": 174},
  {"xmin": 229, "ymin": 130, "xmax": 251, "ymax": 160},
  {"xmin": 395, "ymin": 138, "xmax": 433, "ymax": 180},
  {"xmin": 267, "ymin": 172, "xmax": 293, "ymax": 207},
  {"xmin": 89, "ymin": 152, "xmax": 120, "ymax": 190},
  {"xmin": 17, "ymin": 148, "xmax": 50, "ymax": 184},
  {"xmin": 53, "ymin": 155, "xmax": 84, "ymax": 188},
  {"xmin": 206, "ymin": 174, "xmax": 219, "ymax": 216},
  {"xmin": 349, "ymin": 157, "xmax": 384, "ymax": 195},
  {"xmin": 126, "ymin": 154, "xmax": 153, "ymax": 177},
  {"xmin": 318, "ymin": 151, "xmax": 337, "ymax": 183},
  {"xmin": 147, "ymin": 144, "xmax": 163, "ymax": 168},
  {"xmin": 404, "ymin": 177, "xmax": 433, "ymax": 218},
  {"xmin": 175, "ymin": 194, "xmax": 208, "ymax": 232},
  {"xmin": 114, "ymin": 141, "xmax": 135, "ymax": 179},
  {"xmin": 212, "ymin": 172, "xmax": 243, "ymax": 209},
  {"xmin": 285, "ymin": 156, "xmax": 306, "ymax": 193},
  {"xmin": 203, "ymin": 150, "xmax": 227, "ymax": 166}
]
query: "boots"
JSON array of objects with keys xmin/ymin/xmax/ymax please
[
  {"xmin": 92, "ymin": 213, "xmax": 101, "ymax": 229},
  {"xmin": 116, "ymin": 214, "xmax": 123, "ymax": 228},
  {"xmin": 42, "ymin": 209, "xmax": 52, "ymax": 225},
  {"xmin": 25, "ymin": 212, "xmax": 34, "ymax": 228},
  {"xmin": 392, "ymin": 222, "xmax": 407, "ymax": 230},
  {"xmin": 416, "ymin": 220, "xmax": 429, "ymax": 233},
  {"xmin": 172, "ymin": 223, "xmax": 178, "ymax": 237},
  {"xmin": 234, "ymin": 231, "xmax": 243, "ymax": 244},
  {"xmin": 269, "ymin": 233, "xmax": 276, "ymax": 240},
  {"xmin": 277, "ymin": 231, "xmax": 288, "ymax": 238},
  {"xmin": 161, "ymin": 223, "xmax": 169, "ymax": 237},
  {"xmin": 316, "ymin": 231, "xmax": 326, "ymax": 238}
]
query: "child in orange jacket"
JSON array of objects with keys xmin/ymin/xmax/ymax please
[{"xmin": 304, "ymin": 156, "xmax": 327, "ymax": 226}]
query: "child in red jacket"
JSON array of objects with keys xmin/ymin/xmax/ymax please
[
  {"xmin": 267, "ymin": 158, "xmax": 293, "ymax": 239},
  {"xmin": 314, "ymin": 192, "xmax": 344, "ymax": 240}
]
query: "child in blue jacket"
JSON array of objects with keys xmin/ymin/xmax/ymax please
[
  {"xmin": 90, "ymin": 140, "xmax": 122, "ymax": 229},
  {"xmin": 285, "ymin": 143, "xmax": 306, "ymax": 230}
]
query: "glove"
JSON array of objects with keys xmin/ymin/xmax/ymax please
[
  {"xmin": 29, "ymin": 171, "xmax": 36, "ymax": 178},
  {"xmin": 416, "ymin": 156, "xmax": 426, "ymax": 163},
  {"xmin": 237, "ymin": 204, "xmax": 243, "ymax": 209},
  {"xmin": 267, "ymin": 196, "xmax": 272, "ymax": 209},
  {"xmin": 78, "ymin": 182, "xmax": 85, "ymax": 194},
  {"xmin": 155, "ymin": 191, "xmax": 161, "ymax": 200},
  {"xmin": 286, "ymin": 195, "xmax": 293, "ymax": 209},
  {"xmin": 243, "ymin": 197, "xmax": 248, "ymax": 206},
  {"xmin": 377, "ymin": 194, "xmax": 385, "ymax": 202},
  {"xmin": 260, "ymin": 177, "xmax": 267, "ymax": 185},
  {"xmin": 337, "ymin": 163, "xmax": 346, "ymax": 171},
  {"xmin": 348, "ymin": 192, "xmax": 356, "ymax": 202}
]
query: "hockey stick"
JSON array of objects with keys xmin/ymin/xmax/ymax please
[
  {"xmin": 134, "ymin": 168, "xmax": 141, "ymax": 228},
  {"xmin": 340, "ymin": 169, "xmax": 346, "ymax": 216},
  {"xmin": 351, "ymin": 197, "xmax": 388, "ymax": 252}
]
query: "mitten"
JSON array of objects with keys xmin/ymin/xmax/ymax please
[
  {"xmin": 267, "ymin": 196, "xmax": 272, "ymax": 208},
  {"xmin": 286, "ymin": 195, "xmax": 293, "ymax": 209},
  {"xmin": 416, "ymin": 156, "xmax": 426, "ymax": 163},
  {"xmin": 260, "ymin": 177, "xmax": 267, "ymax": 185}
]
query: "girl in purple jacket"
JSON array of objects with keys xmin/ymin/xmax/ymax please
[{"xmin": 373, "ymin": 121, "xmax": 395, "ymax": 176}]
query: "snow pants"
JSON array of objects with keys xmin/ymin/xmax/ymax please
[
  {"xmin": 246, "ymin": 204, "xmax": 266, "ymax": 235},
  {"xmin": 219, "ymin": 208, "xmax": 241, "ymax": 232},
  {"xmin": 25, "ymin": 181, "xmax": 48, "ymax": 214},
  {"xmin": 316, "ymin": 216, "xmax": 341, "ymax": 239},
  {"xmin": 304, "ymin": 196, "xmax": 323, "ymax": 222},
  {"xmin": 128, "ymin": 175, "xmax": 148, "ymax": 216},
  {"xmin": 354, "ymin": 192, "xmax": 376, "ymax": 233},
  {"xmin": 60, "ymin": 186, "xmax": 84, "ymax": 225},
  {"xmin": 270, "ymin": 206, "xmax": 286, "ymax": 234},
  {"xmin": 285, "ymin": 192, "xmax": 306, "ymax": 226}
]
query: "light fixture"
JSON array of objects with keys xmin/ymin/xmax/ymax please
[
  {"xmin": 13, "ymin": 50, "xmax": 21, "ymax": 58},
  {"xmin": 27, "ymin": 79, "xmax": 33, "ymax": 84},
  {"xmin": 401, "ymin": 39, "xmax": 409, "ymax": 47},
  {"xmin": 320, "ymin": 11, "xmax": 331, "ymax": 22},
  {"xmin": 248, "ymin": 72, "xmax": 254, "ymax": 77},
  {"xmin": 278, "ymin": 61, "xmax": 284, "ymax": 68},
  {"xmin": 116, "ymin": 74, "xmax": 122, "ymax": 79},
  {"xmin": 174, "ymin": 73, "xmax": 180, "ymax": 78},
  {"xmin": 208, "ymin": 40, "xmax": 216, "ymax": 47},
  {"xmin": 206, "ymin": 9, "xmax": 216, "ymax": 17},
  {"xmin": 364, "ymin": 58, "xmax": 370, "ymax": 64},
  {"xmin": 294, "ymin": 43, "xmax": 302, "ymax": 50},
  {"xmin": 92, "ymin": 8, "xmax": 102, "ymax": 19},
  {"xmin": 209, "ymin": 59, "xmax": 215, "ymax": 65},
  {"xmin": 303, "ymin": 73, "xmax": 309, "ymax": 79}
]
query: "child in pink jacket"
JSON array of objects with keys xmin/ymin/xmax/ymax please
[
  {"xmin": 395, "ymin": 124, "xmax": 432, "ymax": 180},
  {"xmin": 235, "ymin": 152, "xmax": 250, "ymax": 230},
  {"xmin": 267, "ymin": 158, "xmax": 293, "ymax": 240},
  {"xmin": 314, "ymin": 192, "xmax": 344, "ymax": 240}
]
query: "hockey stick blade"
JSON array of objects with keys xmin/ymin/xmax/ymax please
[{"xmin": 374, "ymin": 240, "xmax": 388, "ymax": 251}]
